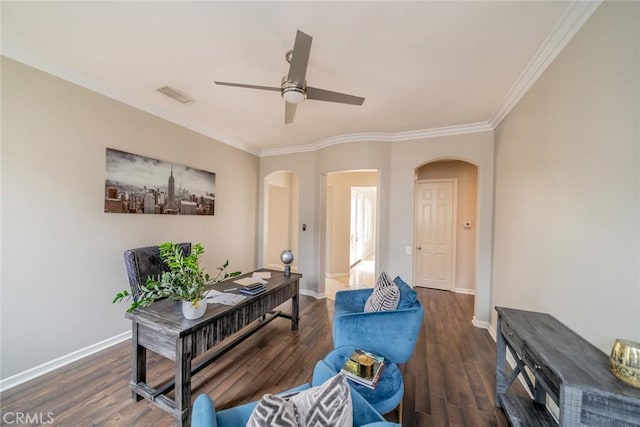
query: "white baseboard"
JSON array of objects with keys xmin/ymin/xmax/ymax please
[
  {"xmin": 453, "ymin": 287, "xmax": 476, "ymax": 295},
  {"xmin": 325, "ymin": 272, "xmax": 349, "ymax": 279},
  {"xmin": 472, "ymin": 316, "xmax": 491, "ymax": 330},
  {"xmin": 300, "ymin": 289, "xmax": 324, "ymax": 299},
  {"xmin": 0, "ymin": 330, "xmax": 131, "ymax": 393}
]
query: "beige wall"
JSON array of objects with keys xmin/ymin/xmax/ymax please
[
  {"xmin": 417, "ymin": 160, "xmax": 478, "ymax": 292},
  {"xmin": 492, "ymin": 1, "xmax": 640, "ymax": 352},
  {"xmin": 389, "ymin": 132, "xmax": 495, "ymax": 324},
  {"xmin": 259, "ymin": 152, "xmax": 318, "ymax": 294},
  {"xmin": 1, "ymin": 58, "xmax": 260, "ymax": 379},
  {"xmin": 261, "ymin": 141, "xmax": 392, "ymax": 296}
]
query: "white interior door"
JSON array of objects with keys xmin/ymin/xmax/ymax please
[
  {"xmin": 415, "ymin": 179, "xmax": 457, "ymax": 290},
  {"xmin": 350, "ymin": 190, "xmax": 364, "ymax": 266}
]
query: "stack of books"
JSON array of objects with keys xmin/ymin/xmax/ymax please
[
  {"xmin": 238, "ymin": 282, "xmax": 266, "ymax": 296},
  {"xmin": 341, "ymin": 348, "xmax": 385, "ymax": 389}
]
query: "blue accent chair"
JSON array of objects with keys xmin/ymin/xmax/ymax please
[
  {"xmin": 331, "ymin": 276, "xmax": 424, "ymax": 418},
  {"xmin": 191, "ymin": 360, "xmax": 399, "ymax": 427}
]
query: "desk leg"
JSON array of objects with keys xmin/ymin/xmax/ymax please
[
  {"xmin": 495, "ymin": 315, "xmax": 506, "ymax": 407},
  {"xmin": 291, "ymin": 279, "xmax": 299, "ymax": 330},
  {"xmin": 175, "ymin": 335, "xmax": 193, "ymax": 427},
  {"xmin": 131, "ymin": 321, "xmax": 146, "ymax": 401}
]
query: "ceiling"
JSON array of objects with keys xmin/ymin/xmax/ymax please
[{"xmin": 1, "ymin": 1, "xmax": 599, "ymax": 156}]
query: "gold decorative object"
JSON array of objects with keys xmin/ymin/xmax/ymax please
[
  {"xmin": 610, "ymin": 338, "xmax": 640, "ymax": 388},
  {"xmin": 358, "ymin": 354, "xmax": 374, "ymax": 379}
]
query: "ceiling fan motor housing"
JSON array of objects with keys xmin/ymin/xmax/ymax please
[{"xmin": 281, "ymin": 76, "xmax": 306, "ymax": 104}]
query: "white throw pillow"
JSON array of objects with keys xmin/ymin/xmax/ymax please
[
  {"xmin": 290, "ymin": 373, "xmax": 353, "ymax": 427},
  {"xmin": 246, "ymin": 374, "xmax": 352, "ymax": 427},
  {"xmin": 364, "ymin": 271, "xmax": 400, "ymax": 312}
]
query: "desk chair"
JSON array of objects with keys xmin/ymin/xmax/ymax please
[{"xmin": 123, "ymin": 242, "xmax": 191, "ymax": 300}]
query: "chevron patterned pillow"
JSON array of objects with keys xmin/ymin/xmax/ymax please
[
  {"xmin": 290, "ymin": 373, "xmax": 353, "ymax": 427},
  {"xmin": 364, "ymin": 271, "xmax": 400, "ymax": 312},
  {"xmin": 246, "ymin": 393, "xmax": 299, "ymax": 427}
]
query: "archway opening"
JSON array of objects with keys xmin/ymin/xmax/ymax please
[
  {"xmin": 263, "ymin": 170, "xmax": 299, "ymax": 272},
  {"xmin": 325, "ymin": 170, "xmax": 378, "ymax": 299}
]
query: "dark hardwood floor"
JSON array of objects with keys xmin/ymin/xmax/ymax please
[{"xmin": 0, "ymin": 289, "xmax": 519, "ymax": 426}]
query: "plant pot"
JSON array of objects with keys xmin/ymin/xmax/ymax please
[{"xmin": 182, "ymin": 300, "xmax": 207, "ymax": 320}]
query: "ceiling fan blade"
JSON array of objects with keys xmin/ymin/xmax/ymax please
[
  {"xmin": 285, "ymin": 102, "xmax": 297, "ymax": 124},
  {"xmin": 287, "ymin": 30, "xmax": 312, "ymax": 85},
  {"xmin": 214, "ymin": 81, "xmax": 281, "ymax": 92},
  {"xmin": 306, "ymin": 86, "xmax": 365, "ymax": 106}
]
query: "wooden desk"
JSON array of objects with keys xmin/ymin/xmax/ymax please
[
  {"xmin": 495, "ymin": 307, "xmax": 640, "ymax": 426},
  {"xmin": 125, "ymin": 270, "xmax": 302, "ymax": 426}
]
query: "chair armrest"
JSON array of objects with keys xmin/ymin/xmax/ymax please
[
  {"xmin": 332, "ymin": 304, "xmax": 424, "ymax": 363},
  {"xmin": 192, "ymin": 394, "xmax": 218, "ymax": 427},
  {"xmin": 335, "ymin": 288, "xmax": 373, "ymax": 309}
]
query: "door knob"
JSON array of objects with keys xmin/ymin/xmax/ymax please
[{"xmin": 417, "ymin": 247, "xmax": 422, "ymax": 251}]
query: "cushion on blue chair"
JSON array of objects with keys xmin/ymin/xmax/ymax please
[
  {"xmin": 324, "ymin": 346, "xmax": 404, "ymax": 415},
  {"xmin": 393, "ymin": 276, "xmax": 418, "ymax": 309}
]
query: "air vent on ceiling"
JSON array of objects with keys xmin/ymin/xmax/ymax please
[{"xmin": 157, "ymin": 86, "xmax": 195, "ymax": 104}]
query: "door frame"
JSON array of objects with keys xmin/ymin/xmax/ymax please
[{"xmin": 413, "ymin": 178, "xmax": 458, "ymax": 290}]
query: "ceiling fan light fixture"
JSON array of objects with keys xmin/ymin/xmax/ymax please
[{"xmin": 282, "ymin": 87, "xmax": 305, "ymax": 104}]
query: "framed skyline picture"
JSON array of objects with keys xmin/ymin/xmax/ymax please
[{"xmin": 104, "ymin": 148, "xmax": 216, "ymax": 215}]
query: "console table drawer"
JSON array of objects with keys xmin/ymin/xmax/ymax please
[
  {"xmin": 524, "ymin": 346, "xmax": 560, "ymax": 401},
  {"xmin": 501, "ymin": 319, "xmax": 525, "ymax": 355}
]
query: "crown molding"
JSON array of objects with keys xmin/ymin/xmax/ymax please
[
  {"xmin": 1, "ymin": 41, "xmax": 261, "ymax": 156},
  {"xmin": 489, "ymin": 0, "xmax": 602, "ymax": 128},
  {"xmin": 259, "ymin": 122, "xmax": 493, "ymax": 157}
]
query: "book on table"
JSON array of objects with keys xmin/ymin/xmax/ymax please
[
  {"xmin": 341, "ymin": 348, "xmax": 385, "ymax": 389},
  {"xmin": 238, "ymin": 283, "xmax": 266, "ymax": 296}
]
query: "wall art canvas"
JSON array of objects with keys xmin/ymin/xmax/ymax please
[{"xmin": 104, "ymin": 148, "xmax": 216, "ymax": 215}]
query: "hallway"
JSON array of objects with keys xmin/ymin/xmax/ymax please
[{"xmin": 325, "ymin": 258, "xmax": 376, "ymax": 299}]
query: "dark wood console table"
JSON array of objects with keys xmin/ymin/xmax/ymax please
[
  {"xmin": 126, "ymin": 270, "xmax": 301, "ymax": 426},
  {"xmin": 495, "ymin": 306, "xmax": 640, "ymax": 426}
]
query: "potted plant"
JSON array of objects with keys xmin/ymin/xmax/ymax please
[{"xmin": 113, "ymin": 242, "xmax": 241, "ymax": 319}]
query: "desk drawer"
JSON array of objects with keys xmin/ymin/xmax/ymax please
[{"xmin": 501, "ymin": 320, "xmax": 525, "ymax": 356}]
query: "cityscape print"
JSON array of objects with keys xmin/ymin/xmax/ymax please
[{"xmin": 104, "ymin": 148, "xmax": 216, "ymax": 215}]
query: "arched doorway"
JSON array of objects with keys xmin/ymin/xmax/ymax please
[
  {"xmin": 263, "ymin": 171, "xmax": 299, "ymax": 272},
  {"xmin": 414, "ymin": 160, "xmax": 478, "ymax": 294}
]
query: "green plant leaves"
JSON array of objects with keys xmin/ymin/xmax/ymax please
[{"xmin": 113, "ymin": 242, "xmax": 241, "ymax": 313}]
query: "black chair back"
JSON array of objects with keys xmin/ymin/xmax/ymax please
[{"xmin": 123, "ymin": 243, "xmax": 191, "ymax": 299}]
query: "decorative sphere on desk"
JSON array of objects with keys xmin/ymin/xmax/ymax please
[{"xmin": 280, "ymin": 250, "xmax": 294, "ymax": 276}]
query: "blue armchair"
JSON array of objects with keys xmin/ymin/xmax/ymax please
[
  {"xmin": 332, "ymin": 277, "xmax": 424, "ymax": 363},
  {"xmin": 331, "ymin": 276, "xmax": 424, "ymax": 418},
  {"xmin": 191, "ymin": 360, "xmax": 399, "ymax": 427}
]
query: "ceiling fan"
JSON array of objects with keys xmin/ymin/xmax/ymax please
[{"xmin": 214, "ymin": 30, "xmax": 365, "ymax": 124}]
